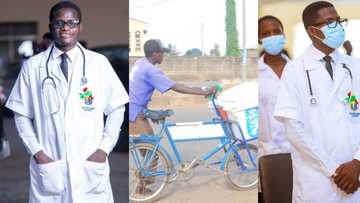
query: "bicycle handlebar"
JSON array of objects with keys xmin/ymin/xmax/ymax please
[
  {"xmin": 204, "ymin": 83, "xmax": 223, "ymax": 100},
  {"xmin": 203, "ymin": 83, "xmax": 227, "ymax": 120}
]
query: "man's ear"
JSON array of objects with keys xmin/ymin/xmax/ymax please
[
  {"xmin": 79, "ymin": 23, "xmax": 83, "ymax": 33},
  {"xmin": 153, "ymin": 52, "xmax": 160, "ymax": 58},
  {"xmin": 307, "ymin": 26, "xmax": 325, "ymax": 40}
]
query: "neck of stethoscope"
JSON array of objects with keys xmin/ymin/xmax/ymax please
[
  {"xmin": 306, "ymin": 63, "xmax": 353, "ymax": 104},
  {"xmin": 78, "ymin": 44, "xmax": 86, "ymax": 78},
  {"xmin": 47, "ymin": 43, "xmax": 86, "ymax": 79}
]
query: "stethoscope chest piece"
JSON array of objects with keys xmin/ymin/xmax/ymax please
[
  {"xmin": 81, "ymin": 76, "xmax": 88, "ymax": 86},
  {"xmin": 310, "ymin": 97, "xmax": 317, "ymax": 105}
]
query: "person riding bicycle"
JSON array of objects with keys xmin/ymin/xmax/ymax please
[
  {"xmin": 129, "ymin": 39, "xmax": 212, "ymax": 194},
  {"xmin": 129, "ymin": 39, "xmax": 212, "ymax": 135}
]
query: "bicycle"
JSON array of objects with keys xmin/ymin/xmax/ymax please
[{"xmin": 129, "ymin": 87, "xmax": 258, "ymax": 202}]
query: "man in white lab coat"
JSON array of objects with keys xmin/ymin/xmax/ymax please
[
  {"xmin": 5, "ymin": 2, "xmax": 128, "ymax": 203},
  {"xmin": 274, "ymin": 1, "xmax": 360, "ymax": 202}
]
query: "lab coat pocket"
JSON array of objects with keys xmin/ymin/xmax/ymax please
[
  {"xmin": 83, "ymin": 160, "xmax": 109, "ymax": 194},
  {"xmin": 36, "ymin": 160, "xmax": 65, "ymax": 195}
]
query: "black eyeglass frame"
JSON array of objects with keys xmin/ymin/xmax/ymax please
[
  {"xmin": 51, "ymin": 19, "xmax": 81, "ymax": 29},
  {"xmin": 308, "ymin": 18, "xmax": 348, "ymax": 29}
]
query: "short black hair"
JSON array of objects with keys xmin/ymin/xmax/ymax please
[
  {"xmin": 258, "ymin": 15, "xmax": 284, "ymax": 38},
  {"xmin": 49, "ymin": 1, "xmax": 82, "ymax": 23},
  {"xmin": 42, "ymin": 32, "xmax": 53, "ymax": 40},
  {"xmin": 302, "ymin": 1, "xmax": 334, "ymax": 28},
  {"xmin": 144, "ymin": 39, "xmax": 169, "ymax": 57}
]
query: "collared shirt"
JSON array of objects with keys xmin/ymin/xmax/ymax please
[
  {"xmin": 308, "ymin": 44, "xmax": 340, "ymax": 79},
  {"xmin": 129, "ymin": 58, "xmax": 175, "ymax": 122},
  {"xmin": 51, "ymin": 44, "xmax": 80, "ymax": 83}
]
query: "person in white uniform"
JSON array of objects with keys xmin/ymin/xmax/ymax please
[
  {"xmin": 5, "ymin": 2, "xmax": 128, "ymax": 203},
  {"xmin": 258, "ymin": 15, "xmax": 291, "ymax": 158},
  {"xmin": 274, "ymin": 1, "xmax": 360, "ymax": 202}
]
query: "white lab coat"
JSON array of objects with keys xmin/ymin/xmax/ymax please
[
  {"xmin": 274, "ymin": 45, "xmax": 360, "ymax": 202},
  {"xmin": 6, "ymin": 43, "xmax": 129, "ymax": 203},
  {"xmin": 258, "ymin": 54, "xmax": 291, "ymax": 158}
]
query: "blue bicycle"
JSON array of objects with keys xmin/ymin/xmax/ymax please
[{"xmin": 129, "ymin": 90, "xmax": 258, "ymax": 202}]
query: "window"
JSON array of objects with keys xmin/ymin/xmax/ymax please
[
  {"xmin": 135, "ymin": 31, "xmax": 141, "ymax": 52},
  {"xmin": 129, "ymin": 31, "xmax": 131, "ymax": 52},
  {"xmin": 0, "ymin": 22, "xmax": 37, "ymax": 63}
]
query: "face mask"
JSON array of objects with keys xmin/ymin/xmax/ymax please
[
  {"xmin": 312, "ymin": 21, "xmax": 345, "ymax": 49},
  {"xmin": 261, "ymin": 35, "xmax": 285, "ymax": 55}
]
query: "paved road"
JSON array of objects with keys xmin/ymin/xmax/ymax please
[
  {"xmin": 142, "ymin": 105, "xmax": 258, "ymax": 203},
  {"xmin": 0, "ymin": 118, "xmax": 128, "ymax": 203},
  {"xmin": 1, "ymin": 105, "xmax": 258, "ymax": 203}
]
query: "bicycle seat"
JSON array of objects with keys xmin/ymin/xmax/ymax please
[{"xmin": 144, "ymin": 109, "xmax": 174, "ymax": 122}]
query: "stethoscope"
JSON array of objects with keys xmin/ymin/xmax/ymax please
[
  {"xmin": 306, "ymin": 63, "xmax": 353, "ymax": 105},
  {"xmin": 41, "ymin": 44, "xmax": 87, "ymax": 114},
  {"xmin": 42, "ymin": 44, "xmax": 87, "ymax": 90}
]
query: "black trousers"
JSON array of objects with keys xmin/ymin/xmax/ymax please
[{"xmin": 0, "ymin": 104, "xmax": 5, "ymax": 150}]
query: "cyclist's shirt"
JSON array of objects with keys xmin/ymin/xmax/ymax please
[{"xmin": 129, "ymin": 58, "xmax": 175, "ymax": 122}]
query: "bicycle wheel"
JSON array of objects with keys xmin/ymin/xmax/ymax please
[
  {"xmin": 224, "ymin": 143, "xmax": 258, "ymax": 190},
  {"xmin": 129, "ymin": 143, "xmax": 172, "ymax": 202}
]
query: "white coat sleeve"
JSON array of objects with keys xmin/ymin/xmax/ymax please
[
  {"xmin": 284, "ymin": 119, "xmax": 338, "ymax": 177},
  {"xmin": 101, "ymin": 57, "xmax": 129, "ymax": 116},
  {"xmin": 98, "ymin": 106, "xmax": 125, "ymax": 154},
  {"xmin": 14, "ymin": 113, "xmax": 43, "ymax": 156},
  {"xmin": 5, "ymin": 60, "xmax": 34, "ymax": 118},
  {"xmin": 350, "ymin": 59, "xmax": 360, "ymax": 161},
  {"xmin": 258, "ymin": 82, "xmax": 274, "ymax": 156},
  {"xmin": 98, "ymin": 56, "xmax": 128, "ymax": 154},
  {"xmin": 274, "ymin": 62, "xmax": 338, "ymax": 177}
]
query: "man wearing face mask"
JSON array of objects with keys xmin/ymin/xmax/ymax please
[{"xmin": 274, "ymin": 1, "xmax": 360, "ymax": 202}]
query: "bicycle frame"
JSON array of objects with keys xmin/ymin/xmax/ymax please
[{"xmin": 130, "ymin": 96, "xmax": 257, "ymax": 175}]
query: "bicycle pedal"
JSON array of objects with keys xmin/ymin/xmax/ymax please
[{"xmin": 179, "ymin": 159, "xmax": 199, "ymax": 173}]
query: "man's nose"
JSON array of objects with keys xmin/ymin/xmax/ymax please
[{"xmin": 61, "ymin": 24, "xmax": 71, "ymax": 31}]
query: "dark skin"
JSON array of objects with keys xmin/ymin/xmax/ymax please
[
  {"xmin": 259, "ymin": 18, "xmax": 287, "ymax": 78},
  {"xmin": 147, "ymin": 52, "xmax": 213, "ymax": 96},
  {"xmin": 306, "ymin": 7, "xmax": 339, "ymax": 55},
  {"xmin": 333, "ymin": 160, "xmax": 360, "ymax": 194},
  {"xmin": 34, "ymin": 8, "xmax": 107, "ymax": 165},
  {"xmin": 343, "ymin": 41, "xmax": 352, "ymax": 55},
  {"xmin": 307, "ymin": 6, "xmax": 360, "ymax": 194},
  {"xmin": 49, "ymin": 8, "xmax": 82, "ymax": 52}
]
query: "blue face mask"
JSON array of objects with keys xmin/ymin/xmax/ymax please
[
  {"xmin": 314, "ymin": 21, "xmax": 345, "ymax": 49},
  {"xmin": 261, "ymin": 35, "xmax": 285, "ymax": 55}
]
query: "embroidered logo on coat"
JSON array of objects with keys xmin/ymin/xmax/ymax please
[
  {"xmin": 79, "ymin": 87, "xmax": 95, "ymax": 111},
  {"xmin": 344, "ymin": 91, "xmax": 360, "ymax": 117}
]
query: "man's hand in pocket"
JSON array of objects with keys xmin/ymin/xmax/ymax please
[
  {"xmin": 86, "ymin": 149, "xmax": 107, "ymax": 163},
  {"xmin": 34, "ymin": 150, "xmax": 54, "ymax": 164}
]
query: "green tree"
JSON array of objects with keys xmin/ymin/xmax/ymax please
[
  {"xmin": 167, "ymin": 43, "xmax": 180, "ymax": 56},
  {"xmin": 184, "ymin": 48, "xmax": 202, "ymax": 57},
  {"xmin": 225, "ymin": 0, "xmax": 240, "ymax": 56}
]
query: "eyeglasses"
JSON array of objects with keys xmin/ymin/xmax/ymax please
[
  {"xmin": 51, "ymin": 19, "xmax": 80, "ymax": 29},
  {"xmin": 311, "ymin": 18, "xmax": 348, "ymax": 28}
]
